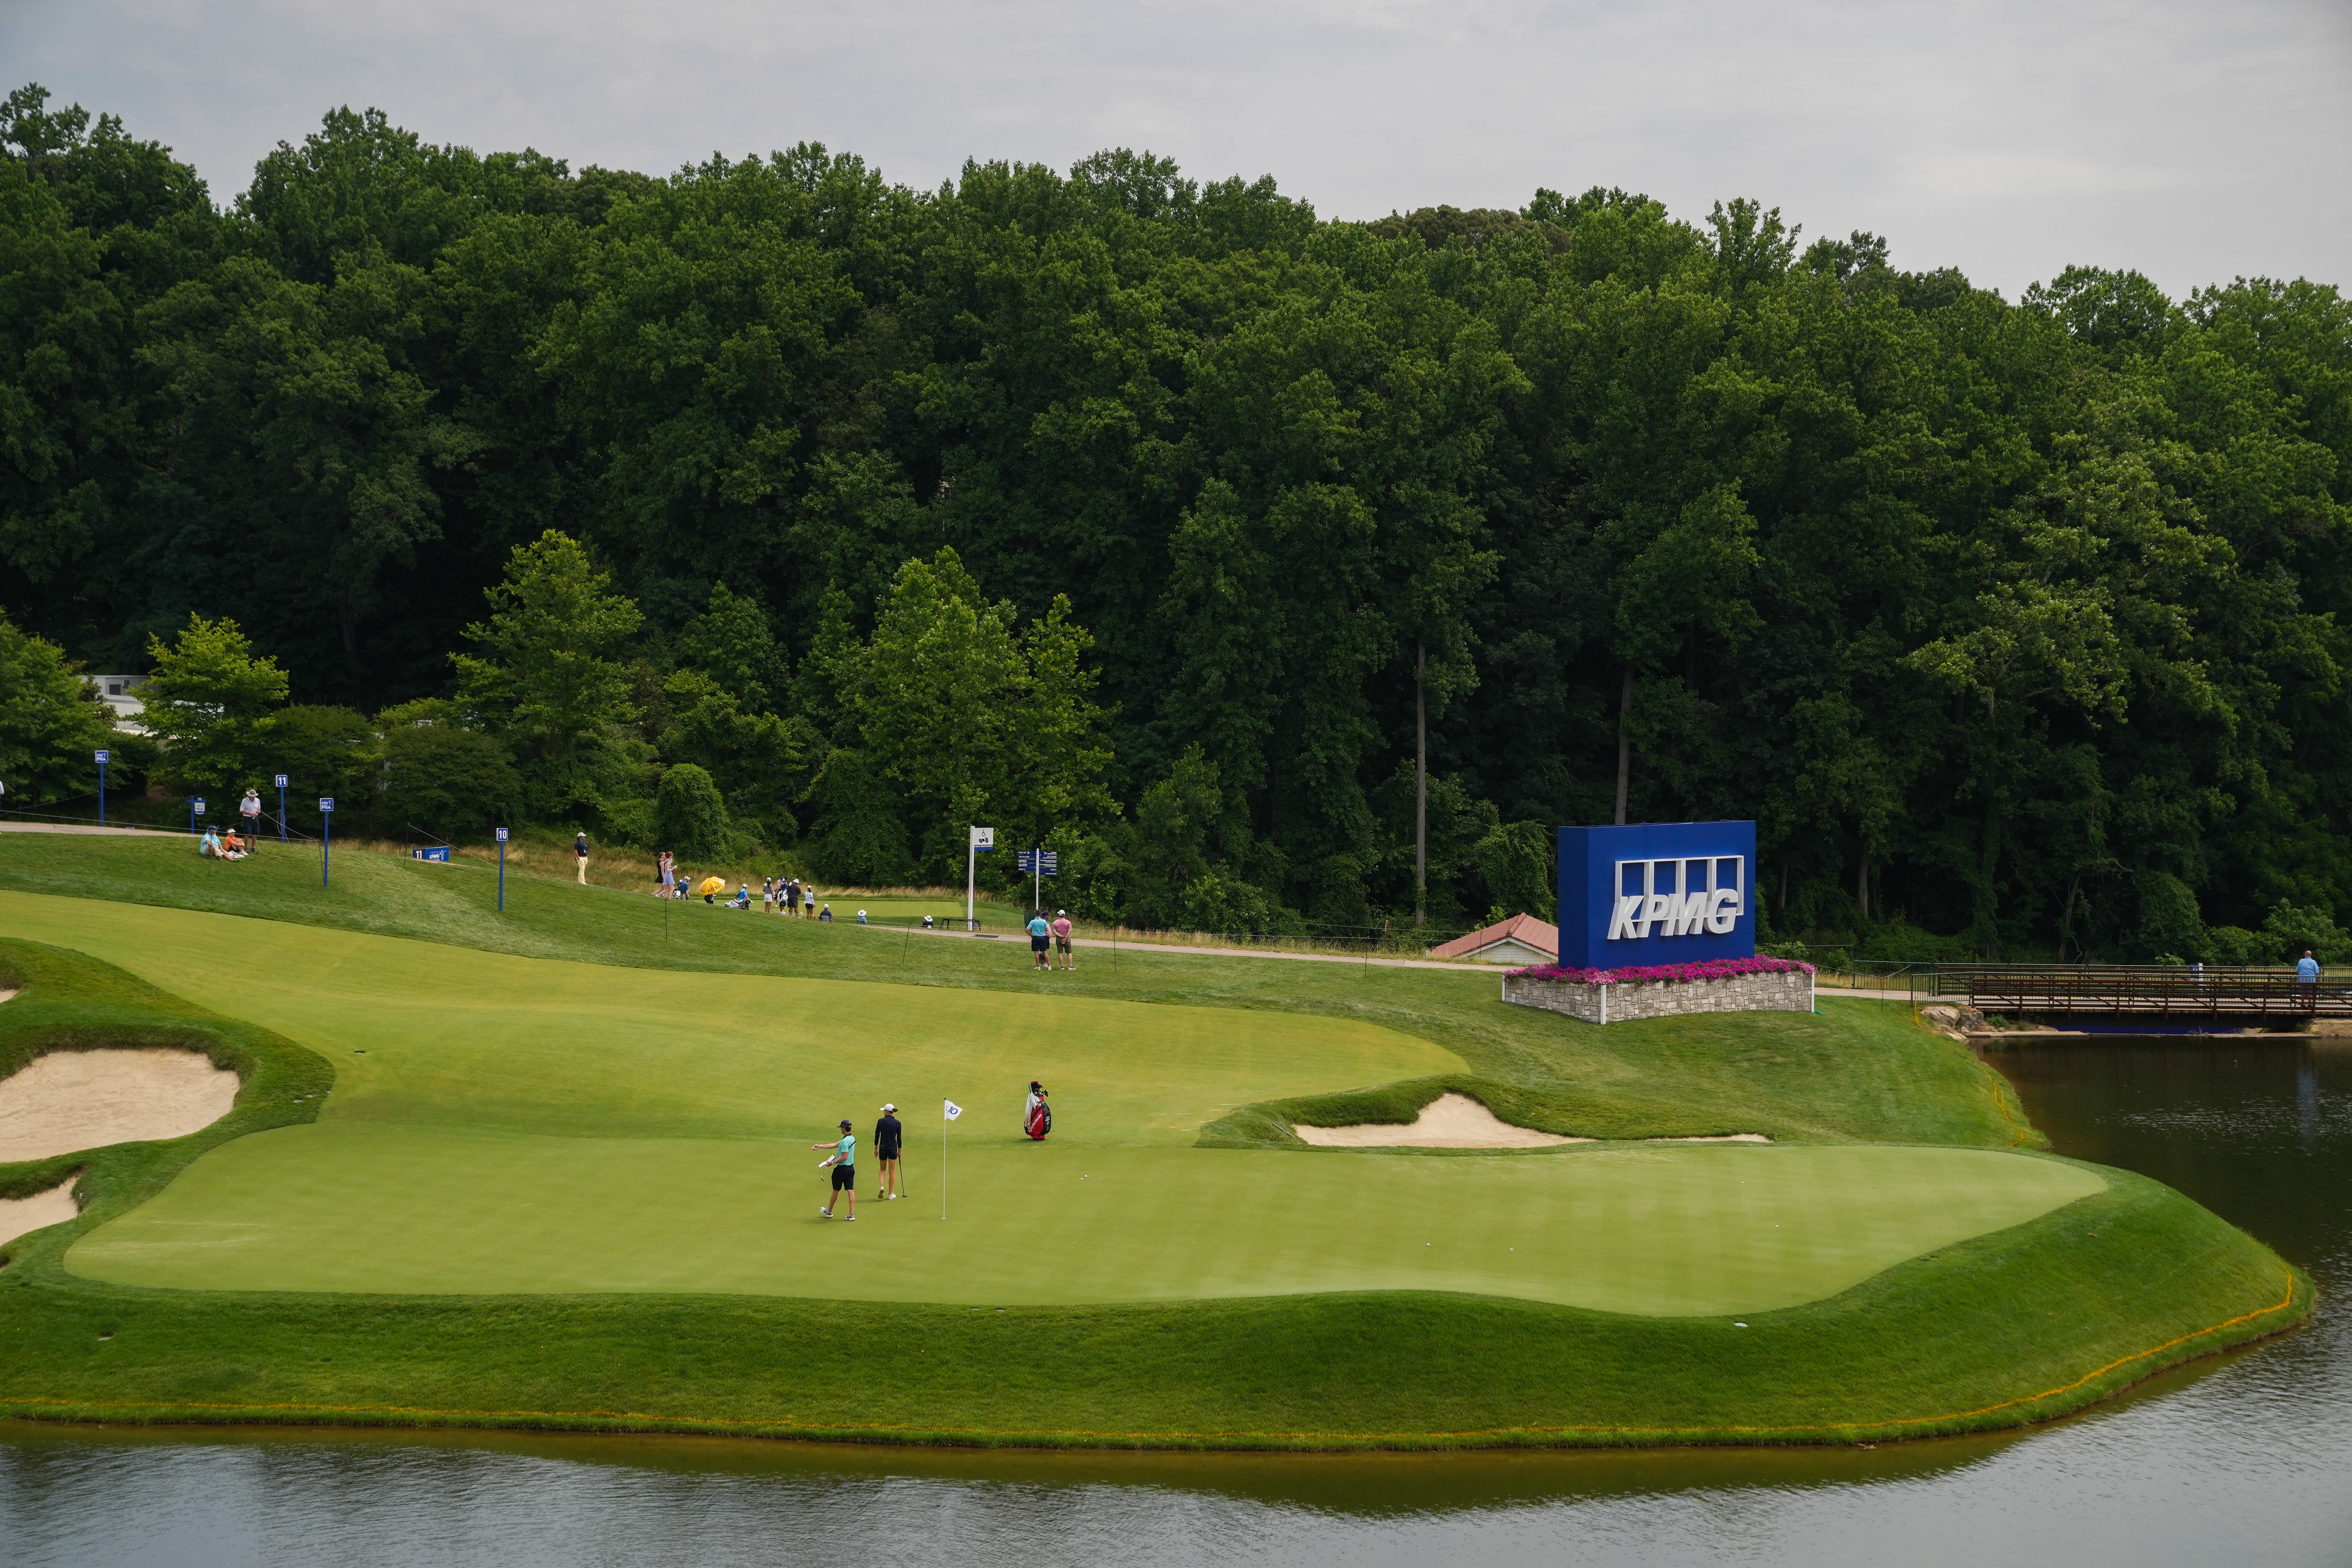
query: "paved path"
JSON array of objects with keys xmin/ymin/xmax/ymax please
[{"xmin": 865, "ymin": 920, "xmax": 1489, "ymax": 973}]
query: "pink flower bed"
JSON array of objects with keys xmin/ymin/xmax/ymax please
[{"xmin": 1506, "ymin": 956, "xmax": 1816, "ymax": 987}]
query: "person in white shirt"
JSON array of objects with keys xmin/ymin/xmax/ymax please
[{"xmin": 240, "ymin": 788, "xmax": 263, "ymax": 844}]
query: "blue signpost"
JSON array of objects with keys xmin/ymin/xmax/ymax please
[
  {"xmin": 94, "ymin": 750, "xmax": 109, "ymax": 826},
  {"xmin": 190, "ymin": 797, "xmax": 205, "ymax": 835},
  {"xmin": 1556, "ymin": 821, "xmax": 1757, "ymax": 971},
  {"xmin": 1017, "ymin": 848, "xmax": 1060, "ymax": 912},
  {"xmin": 496, "ymin": 827, "xmax": 509, "ymax": 911},
  {"xmin": 320, "ymin": 798, "xmax": 334, "ymax": 888},
  {"xmin": 275, "ymin": 774, "xmax": 288, "ymax": 843}
]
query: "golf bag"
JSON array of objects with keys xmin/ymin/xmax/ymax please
[{"xmin": 1026, "ymin": 1095, "xmax": 1052, "ymax": 1140}]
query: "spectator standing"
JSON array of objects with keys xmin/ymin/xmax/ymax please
[
  {"xmin": 657, "ymin": 851, "xmax": 675, "ymax": 900},
  {"xmin": 1027, "ymin": 909, "xmax": 1052, "ymax": 970},
  {"xmin": 1052, "ymin": 909, "xmax": 1075, "ymax": 971},
  {"xmin": 2298, "ymin": 949, "xmax": 2320, "ymax": 1000},
  {"xmin": 574, "ymin": 831, "xmax": 591, "ymax": 885},
  {"xmin": 240, "ymin": 788, "xmax": 263, "ymax": 844}
]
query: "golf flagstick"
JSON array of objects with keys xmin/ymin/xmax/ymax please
[{"xmin": 942, "ymin": 1099, "xmax": 963, "ymax": 1218}]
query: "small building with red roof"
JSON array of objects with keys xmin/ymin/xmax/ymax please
[{"xmin": 1428, "ymin": 913, "xmax": 1559, "ymax": 965}]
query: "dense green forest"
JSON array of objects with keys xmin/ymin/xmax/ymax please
[{"xmin": 4, "ymin": 84, "xmax": 2350, "ymax": 959}]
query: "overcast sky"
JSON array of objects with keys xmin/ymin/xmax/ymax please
[{"xmin": 6, "ymin": 0, "xmax": 2347, "ymax": 298}]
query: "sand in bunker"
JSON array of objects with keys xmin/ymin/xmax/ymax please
[
  {"xmin": 1293, "ymin": 1092, "xmax": 1770, "ymax": 1148},
  {"xmin": 0, "ymin": 1049, "xmax": 240, "ymax": 1163},
  {"xmin": 0, "ymin": 1181, "xmax": 78, "ymax": 1247}
]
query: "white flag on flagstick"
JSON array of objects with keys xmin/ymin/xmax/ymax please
[{"xmin": 944, "ymin": 1099, "xmax": 963, "ymax": 1120}]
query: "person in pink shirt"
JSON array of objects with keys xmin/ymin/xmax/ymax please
[{"xmin": 1050, "ymin": 909, "xmax": 1075, "ymax": 971}]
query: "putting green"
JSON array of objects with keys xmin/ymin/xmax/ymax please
[
  {"xmin": 68, "ymin": 1127, "xmax": 2101, "ymax": 1314},
  {"xmin": 2, "ymin": 892, "xmax": 2106, "ymax": 1315}
]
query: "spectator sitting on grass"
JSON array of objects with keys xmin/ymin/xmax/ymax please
[
  {"xmin": 729, "ymin": 883, "xmax": 752, "ymax": 910},
  {"xmin": 199, "ymin": 827, "xmax": 224, "ymax": 859},
  {"xmin": 819, "ymin": 903, "xmax": 834, "ymax": 922}
]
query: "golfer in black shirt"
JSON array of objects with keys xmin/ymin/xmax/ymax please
[{"xmin": 875, "ymin": 1103, "xmax": 905, "ymax": 1199}]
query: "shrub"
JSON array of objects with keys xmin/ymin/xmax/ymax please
[
  {"xmin": 655, "ymin": 763, "xmax": 732, "ymax": 859},
  {"xmin": 378, "ymin": 723, "xmax": 520, "ymax": 836},
  {"xmin": 2262, "ymin": 901, "xmax": 2352, "ymax": 963},
  {"xmin": 1473, "ymin": 820, "xmax": 1557, "ymax": 923},
  {"xmin": 2136, "ymin": 871, "xmax": 2205, "ymax": 961},
  {"xmin": 798, "ymin": 750, "xmax": 915, "ymax": 884},
  {"xmin": 2203, "ymin": 925, "xmax": 2268, "ymax": 966}
]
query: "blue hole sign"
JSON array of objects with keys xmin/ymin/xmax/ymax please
[
  {"xmin": 275, "ymin": 774, "xmax": 288, "ymax": 788},
  {"xmin": 95, "ymin": 750, "xmax": 109, "ymax": 764},
  {"xmin": 319, "ymin": 798, "xmax": 334, "ymax": 813},
  {"xmin": 495, "ymin": 828, "xmax": 509, "ymax": 842}
]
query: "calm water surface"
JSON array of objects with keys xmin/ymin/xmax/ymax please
[{"xmin": 6, "ymin": 1038, "xmax": 2349, "ymax": 1566}]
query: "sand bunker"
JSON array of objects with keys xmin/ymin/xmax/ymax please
[
  {"xmin": 0, "ymin": 1048, "xmax": 240, "ymax": 1162},
  {"xmin": 1296, "ymin": 1092, "xmax": 1586, "ymax": 1148},
  {"xmin": 0, "ymin": 989, "xmax": 17, "ymax": 1004},
  {"xmin": 0, "ymin": 1180, "xmax": 78, "ymax": 1248},
  {"xmin": 1293, "ymin": 1092, "xmax": 1769, "ymax": 1148}
]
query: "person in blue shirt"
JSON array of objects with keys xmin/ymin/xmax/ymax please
[
  {"xmin": 1027, "ymin": 910, "xmax": 1052, "ymax": 970},
  {"xmin": 2297, "ymin": 950, "xmax": 2320, "ymax": 986},
  {"xmin": 813, "ymin": 1119, "xmax": 857, "ymax": 1220}
]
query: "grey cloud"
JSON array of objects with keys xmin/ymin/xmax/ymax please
[{"xmin": 3, "ymin": 0, "xmax": 2346, "ymax": 295}]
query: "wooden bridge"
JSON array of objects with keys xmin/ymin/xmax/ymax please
[{"xmin": 1933, "ymin": 964, "xmax": 2352, "ymax": 1022}]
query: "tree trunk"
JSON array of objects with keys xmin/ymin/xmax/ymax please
[
  {"xmin": 1415, "ymin": 641, "xmax": 1427, "ymax": 928},
  {"xmin": 1855, "ymin": 846, "xmax": 1869, "ymax": 919},
  {"xmin": 1973, "ymin": 795, "xmax": 2004, "ymax": 958},
  {"xmin": 1614, "ymin": 662, "xmax": 1634, "ymax": 825}
]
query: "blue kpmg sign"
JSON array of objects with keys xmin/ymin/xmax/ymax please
[{"xmin": 1556, "ymin": 821, "xmax": 1758, "ymax": 971}]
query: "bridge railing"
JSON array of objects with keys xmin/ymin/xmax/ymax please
[{"xmin": 1933, "ymin": 963, "xmax": 2352, "ymax": 1016}]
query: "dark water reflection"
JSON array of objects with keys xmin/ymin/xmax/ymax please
[{"xmin": 6, "ymin": 1037, "xmax": 2350, "ymax": 1566}]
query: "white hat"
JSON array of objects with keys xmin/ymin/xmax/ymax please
[{"xmin": 881, "ymin": 1102, "xmax": 897, "ymax": 1113}]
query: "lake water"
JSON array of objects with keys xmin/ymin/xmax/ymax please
[{"xmin": 6, "ymin": 1037, "xmax": 2349, "ymax": 1567}]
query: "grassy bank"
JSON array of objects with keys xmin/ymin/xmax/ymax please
[
  {"xmin": 0, "ymin": 838, "xmax": 2316, "ymax": 1449},
  {"xmin": 0, "ymin": 833, "xmax": 2020, "ymax": 1148}
]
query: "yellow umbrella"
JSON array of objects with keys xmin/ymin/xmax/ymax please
[{"xmin": 696, "ymin": 876, "xmax": 727, "ymax": 896}]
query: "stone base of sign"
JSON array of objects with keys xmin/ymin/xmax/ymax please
[{"xmin": 1501, "ymin": 968, "xmax": 1815, "ymax": 1025}]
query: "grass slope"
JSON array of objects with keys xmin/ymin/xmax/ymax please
[{"xmin": 0, "ymin": 834, "xmax": 2025, "ymax": 1148}]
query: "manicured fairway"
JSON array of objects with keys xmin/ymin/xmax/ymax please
[
  {"xmin": 0, "ymin": 892, "xmax": 1461, "ymax": 1145},
  {"xmin": 5, "ymin": 890, "xmax": 2105, "ymax": 1315},
  {"xmin": 68, "ymin": 1127, "xmax": 2102, "ymax": 1314}
]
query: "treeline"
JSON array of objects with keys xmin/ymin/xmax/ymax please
[{"xmin": 4, "ymin": 85, "xmax": 2350, "ymax": 957}]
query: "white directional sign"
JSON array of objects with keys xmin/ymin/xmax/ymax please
[{"xmin": 970, "ymin": 825, "xmax": 996, "ymax": 849}]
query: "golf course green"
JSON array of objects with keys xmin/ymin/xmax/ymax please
[{"xmin": 0, "ymin": 834, "xmax": 2313, "ymax": 1448}]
